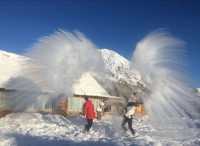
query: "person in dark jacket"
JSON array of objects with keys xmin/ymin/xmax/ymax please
[
  {"xmin": 121, "ymin": 93, "xmax": 138, "ymax": 135},
  {"xmin": 83, "ymin": 96, "xmax": 96, "ymax": 132}
]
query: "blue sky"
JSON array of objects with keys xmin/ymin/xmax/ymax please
[{"xmin": 0, "ymin": 0, "xmax": 199, "ymax": 87}]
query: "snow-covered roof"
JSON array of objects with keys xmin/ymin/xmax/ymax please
[{"xmin": 73, "ymin": 72, "xmax": 110, "ymax": 98}]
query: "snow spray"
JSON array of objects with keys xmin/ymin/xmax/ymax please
[
  {"xmin": 131, "ymin": 31, "xmax": 200, "ymax": 137},
  {"xmin": 4, "ymin": 30, "xmax": 105, "ymax": 111}
]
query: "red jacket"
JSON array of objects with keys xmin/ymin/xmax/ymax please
[{"xmin": 83, "ymin": 99, "xmax": 96, "ymax": 119}]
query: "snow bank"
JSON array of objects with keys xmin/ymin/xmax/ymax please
[
  {"xmin": 0, "ymin": 113, "xmax": 107, "ymax": 146},
  {"xmin": 0, "ymin": 113, "xmax": 199, "ymax": 146}
]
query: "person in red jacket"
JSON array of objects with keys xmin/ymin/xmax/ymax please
[{"xmin": 83, "ymin": 96, "xmax": 95, "ymax": 132}]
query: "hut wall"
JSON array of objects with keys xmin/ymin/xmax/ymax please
[
  {"xmin": 67, "ymin": 96, "xmax": 84, "ymax": 114},
  {"xmin": 67, "ymin": 96, "xmax": 103, "ymax": 115}
]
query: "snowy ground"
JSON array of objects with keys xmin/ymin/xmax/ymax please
[{"xmin": 0, "ymin": 113, "xmax": 199, "ymax": 146}]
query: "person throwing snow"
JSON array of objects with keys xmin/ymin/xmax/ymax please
[{"xmin": 121, "ymin": 93, "xmax": 138, "ymax": 135}]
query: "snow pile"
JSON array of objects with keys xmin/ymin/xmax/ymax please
[
  {"xmin": 0, "ymin": 113, "xmax": 107, "ymax": 146},
  {"xmin": 0, "ymin": 113, "xmax": 163, "ymax": 146},
  {"xmin": 0, "ymin": 113, "xmax": 199, "ymax": 146}
]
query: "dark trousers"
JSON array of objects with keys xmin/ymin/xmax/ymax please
[
  {"xmin": 121, "ymin": 116, "xmax": 135, "ymax": 135},
  {"xmin": 85, "ymin": 119, "xmax": 93, "ymax": 132}
]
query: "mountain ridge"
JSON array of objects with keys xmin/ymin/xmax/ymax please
[{"xmin": 0, "ymin": 49, "xmax": 141, "ymax": 94}]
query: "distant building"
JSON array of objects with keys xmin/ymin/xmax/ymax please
[
  {"xmin": 0, "ymin": 73, "xmax": 123, "ymax": 117},
  {"xmin": 57, "ymin": 73, "xmax": 122, "ymax": 116},
  {"xmin": 0, "ymin": 73, "xmax": 146, "ymax": 118},
  {"xmin": 47, "ymin": 71, "xmax": 145, "ymax": 116}
]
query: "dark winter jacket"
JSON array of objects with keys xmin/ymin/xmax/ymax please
[{"xmin": 124, "ymin": 102, "xmax": 137, "ymax": 119}]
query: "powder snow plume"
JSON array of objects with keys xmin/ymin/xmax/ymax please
[
  {"xmin": 131, "ymin": 31, "xmax": 200, "ymax": 132},
  {"xmin": 4, "ymin": 30, "xmax": 105, "ymax": 111},
  {"xmin": 26, "ymin": 30, "xmax": 105, "ymax": 95}
]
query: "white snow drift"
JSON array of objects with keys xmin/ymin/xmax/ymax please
[{"xmin": 0, "ymin": 113, "xmax": 199, "ymax": 146}]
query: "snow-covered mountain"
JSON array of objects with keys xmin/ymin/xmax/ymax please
[
  {"xmin": 98, "ymin": 49, "xmax": 145, "ymax": 98},
  {"xmin": 100, "ymin": 49, "xmax": 141, "ymax": 86},
  {"xmin": 0, "ymin": 49, "xmax": 140, "ymax": 86},
  {"xmin": 100, "ymin": 49, "xmax": 130, "ymax": 75},
  {"xmin": 0, "ymin": 49, "xmax": 143, "ymax": 98},
  {"xmin": 0, "ymin": 50, "xmax": 29, "ymax": 87}
]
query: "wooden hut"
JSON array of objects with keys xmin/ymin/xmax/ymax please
[
  {"xmin": 57, "ymin": 73, "xmax": 145, "ymax": 117},
  {"xmin": 0, "ymin": 72, "xmax": 145, "ymax": 118},
  {"xmin": 57, "ymin": 73, "xmax": 122, "ymax": 116}
]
